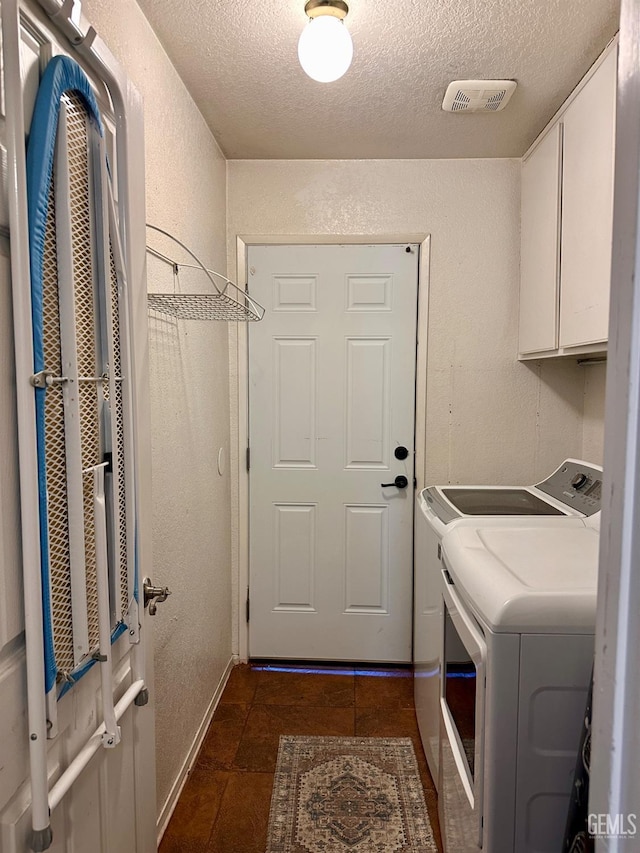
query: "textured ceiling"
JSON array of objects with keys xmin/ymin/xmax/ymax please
[{"xmin": 135, "ymin": 0, "xmax": 620, "ymax": 160}]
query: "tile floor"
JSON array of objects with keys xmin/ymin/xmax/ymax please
[{"xmin": 159, "ymin": 662, "xmax": 442, "ymax": 852}]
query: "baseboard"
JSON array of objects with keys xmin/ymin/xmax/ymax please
[{"xmin": 156, "ymin": 655, "xmax": 237, "ymax": 843}]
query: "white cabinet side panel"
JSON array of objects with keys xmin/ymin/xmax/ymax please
[{"xmin": 515, "ymin": 633, "xmax": 594, "ymax": 852}]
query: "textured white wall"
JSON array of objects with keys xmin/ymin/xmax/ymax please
[
  {"xmin": 83, "ymin": 0, "xmax": 232, "ymax": 817},
  {"xmin": 583, "ymin": 363, "xmax": 607, "ymax": 464},
  {"xmin": 227, "ymin": 159, "xmax": 586, "ymax": 482},
  {"xmin": 226, "ymin": 158, "xmax": 590, "ymax": 650}
]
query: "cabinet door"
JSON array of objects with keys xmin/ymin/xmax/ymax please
[
  {"xmin": 560, "ymin": 46, "xmax": 617, "ymax": 348},
  {"xmin": 518, "ymin": 124, "xmax": 562, "ymax": 354}
]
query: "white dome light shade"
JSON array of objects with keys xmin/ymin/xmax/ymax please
[{"xmin": 298, "ymin": 16, "xmax": 353, "ymax": 83}]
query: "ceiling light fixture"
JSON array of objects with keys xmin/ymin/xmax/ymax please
[{"xmin": 298, "ymin": 0, "xmax": 353, "ymax": 83}]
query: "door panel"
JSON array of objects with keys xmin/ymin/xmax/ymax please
[
  {"xmin": 345, "ymin": 338, "xmax": 390, "ymax": 468},
  {"xmin": 273, "ymin": 338, "xmax": 317, "ymax": 467},
  {"xmin": 273, "ymin": 503, "xmax": 316, "ymax": 610},
  {"xmin": 0, "ymin": 243, "xmax": 23, "ymax": 655},
  {"xmin": 248, "ymin": 244, "xmax": 419, "ymax": 662},
  {"xmin": 344, "ymin": 504, "xmax": 389, "ymax": 611},
  {"xmin": 0, "ymin": 5, "xmax": 155, "ymax": 851}
]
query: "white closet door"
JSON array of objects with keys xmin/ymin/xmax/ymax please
[
  {"xmin": 248, "ymin": 243, "xmax": 419, "ymax": 662},
  {"xmin": 0, "ymin": 6, "xmax": 156, "ymax": 852}
]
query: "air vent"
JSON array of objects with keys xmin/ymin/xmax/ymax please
[{"xmin": 442, "ymin": 80, "xmax": 517, "ymax": 113}]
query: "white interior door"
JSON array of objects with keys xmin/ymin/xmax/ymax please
[
  {"xmin": 0, "ymin": 3, "xmax": 156, "ymax": 851},
  {"xmin": 248, "ymin": 243, "xmax": 419, "ymax": 662}
]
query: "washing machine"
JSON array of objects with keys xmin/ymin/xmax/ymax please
[
  {"xmin": 413, "ymin": 459, "xmax": 603, "ymax": 787},
  {"xmin": 438, "ymin": 517, "xmax": 600, "ymax": 852}
]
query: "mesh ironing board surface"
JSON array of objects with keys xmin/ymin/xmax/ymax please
[{"xmin": 27, "ymin": 57, "xmax": 133, "ymax": 694}]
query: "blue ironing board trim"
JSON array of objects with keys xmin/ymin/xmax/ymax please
[{"xmin": 26, "ymin": 56, "xmax": 105, "ymax": 695}]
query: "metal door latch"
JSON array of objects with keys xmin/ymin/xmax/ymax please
[
  {"xmin": 143, "ymin": 577, "xmax": 171, "ymax": 615},
  {"xmin": 380, "ymin": 475, "xmax": 409, "ymax": 489}
]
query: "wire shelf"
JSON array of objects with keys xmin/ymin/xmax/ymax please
[
  {"xmin": 146, "ymin": 290, "xmax": 264, "ymax": 321},
  {"xmin": 145, "ymin": 224, "xmax": 265, "ymax": 322}
]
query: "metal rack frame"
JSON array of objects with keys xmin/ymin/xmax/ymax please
[{"xmin": 146, "ymin": 224, "xmax": 265, "ymax": 322}]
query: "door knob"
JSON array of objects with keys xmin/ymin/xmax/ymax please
[
  {"xmin": 394, "ymin": 446, "xmax": 409, "ymax": 460},
  {"xmin": 381, "ymin": 475, "xmax": 409, "ymax": 489},
  {"xmin": 143, "ymin": 577, "xmax": 171, "ymax": 616}
]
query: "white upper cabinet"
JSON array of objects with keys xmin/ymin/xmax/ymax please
[
  {"xmin": 560, "ymin": 46, "xmax": 617, "ymax": 348},
  {"xmin": 518, "ymin": 40, "xmax": 617, "ymax": 359},
  {"xmin": 519, "ymin": 123, "xmax": 562, "ymax": 354}
]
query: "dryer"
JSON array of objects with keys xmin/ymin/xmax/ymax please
[
  {"xmin": 413, "ymin": 459, "xmax": 602, "ymax": 787},
  {"xmin": 438, "ymin": 519, "xmax": 600, "ymax": 852}
]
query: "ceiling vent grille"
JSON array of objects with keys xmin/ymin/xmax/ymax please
[{"xmin": 442, "ymin": 80, "xmax": 517, "ymax": 113}]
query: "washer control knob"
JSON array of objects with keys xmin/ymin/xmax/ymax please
[{"xmin": 571, "ymin": 472, "xmax": 589, "ymax": 490}]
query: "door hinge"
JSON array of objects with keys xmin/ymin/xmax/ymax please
[
  {"xmin": 246, "ymin": 446, "xmax": 250, "ymax": 471},
  {"xmin": 246, "ymin": 593, "xmax": 250, "ymax": 623}
]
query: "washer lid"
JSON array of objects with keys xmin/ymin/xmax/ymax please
[
  {"xmin": 421, "ymin": 484, "xmax": 570, "ymax": 526},
  {"xmin": 440, "ymin": 487, "xmax": 566, "ymax": 516},
  {"xmin": 442, "ymin": 525, "xmax": 600, "ymax": 634}
]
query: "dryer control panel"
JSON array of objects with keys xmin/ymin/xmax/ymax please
[{"xmin": 536, "ymin": 459, "xmax": 603, "ymax": 515}]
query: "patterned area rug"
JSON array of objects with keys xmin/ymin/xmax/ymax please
[{"xmin": 266, "ymin": 735, "xmax": 437, "ymax": 852}]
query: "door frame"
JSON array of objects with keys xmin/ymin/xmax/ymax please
[
  {"xmin": 590, "ymin": 0, "xmax": 640, "ymax": 830},
  {"xmin": 233, "ymin": 233, "xmax": 430, "ymax": 662}
]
